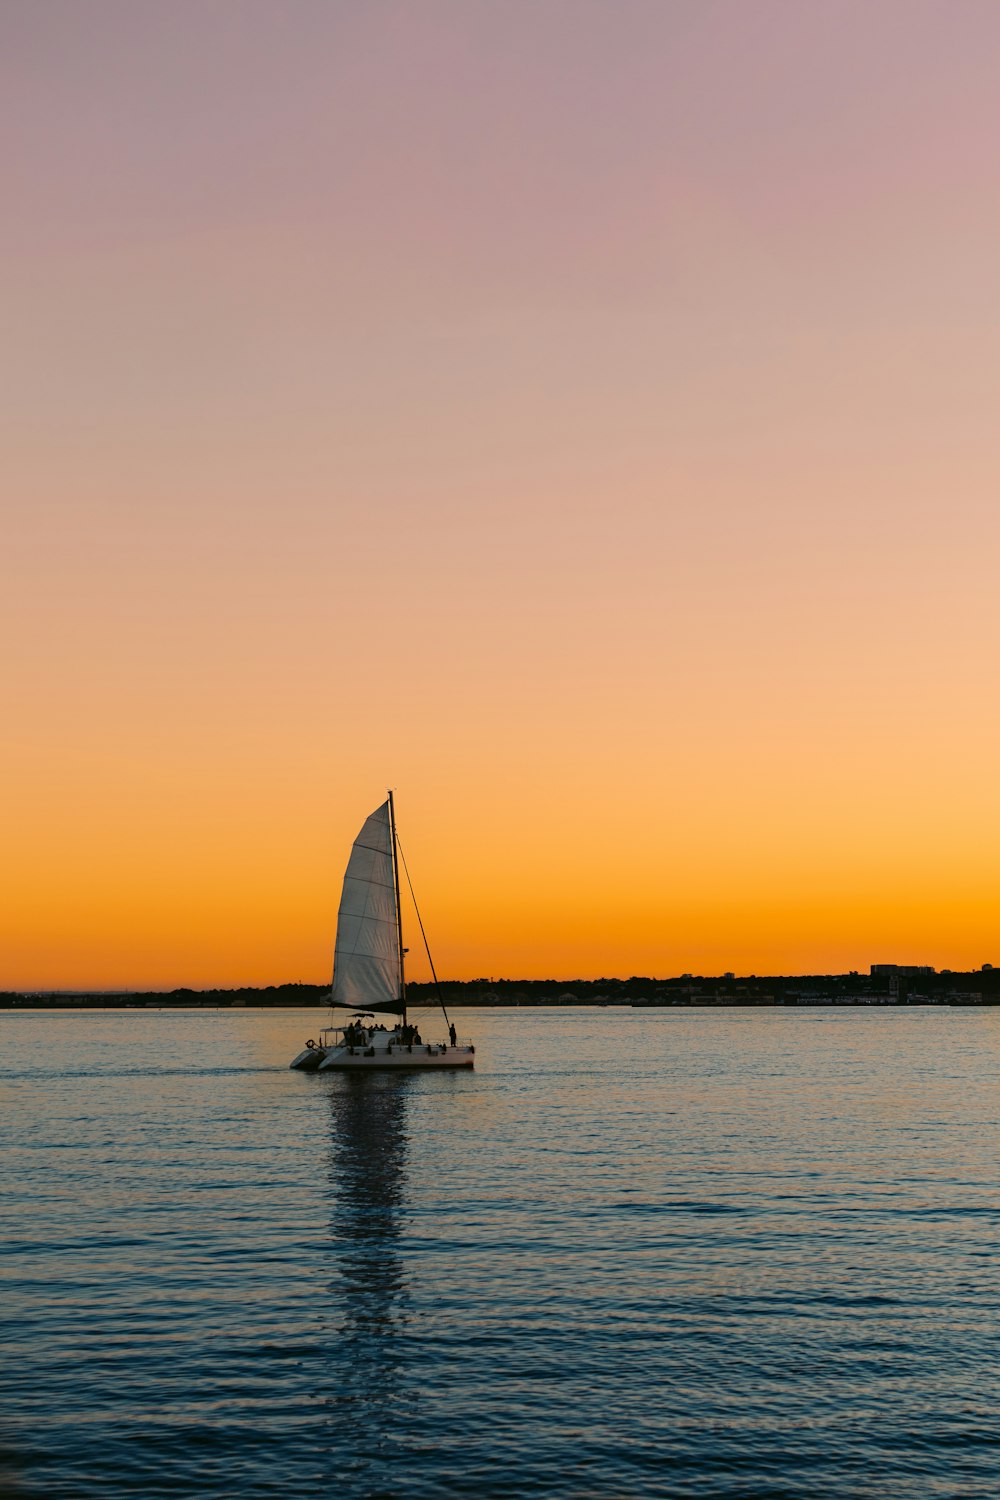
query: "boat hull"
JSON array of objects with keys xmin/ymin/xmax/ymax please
[
  {"xmin": 289, "ymin": 1046, "xmax": 325, "ymax": 1070},
  {"xmin": 318, "ymin": 1046, "xmax": 474, "ymax": 1070},
  {"xmin": 291, "ymin": 1017, "xmax": 475, "ymax": 1071}
]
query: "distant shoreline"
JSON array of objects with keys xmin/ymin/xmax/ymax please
[
  {"xmin": 3, "ymin": 971, "xmax": 998, "ymax": 1010},
  {"xmin": 3, "ymin": 1000, "xmax": 997, "ymax": 1011}
]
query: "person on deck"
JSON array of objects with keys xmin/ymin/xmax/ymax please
[{"xmin": 449, "ymin": 1022, "xmax": 457, "ymax": 1046}]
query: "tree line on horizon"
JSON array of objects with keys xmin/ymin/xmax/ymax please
[{"xmin": 4, "ymin": 968, "xmax": 999, "ymax": 1007}]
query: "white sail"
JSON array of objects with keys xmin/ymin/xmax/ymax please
[{"xmin": 331, "ymin": 800, "xmax": 402, "ymax": 1012}]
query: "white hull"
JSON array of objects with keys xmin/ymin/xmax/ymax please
[
  {"xmin": 319, "ymin": 1045, "xmax": 474, "ymax": 1070},
  {"xmin": 289, "ymin": 1045, "xmax": 325, "ymax": 1071}
]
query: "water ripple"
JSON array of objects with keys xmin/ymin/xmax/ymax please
[{"xmin": 3, "ymin": 1005, "xmax": 1000, "ymax": 1496}]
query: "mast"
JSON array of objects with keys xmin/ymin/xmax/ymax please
[{"xmin": 388, "ymin": 788, "xmax": 406, "ymax": 1023}]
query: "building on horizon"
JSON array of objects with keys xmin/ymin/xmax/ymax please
[{"xmin": 870, "ymin": 964, "xmax": 936, "ymax": 977}]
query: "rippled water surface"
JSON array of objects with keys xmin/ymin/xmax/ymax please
[{"xmin": 3, "ymin": 1004, "xmax": 1000, "ymax": 1497}]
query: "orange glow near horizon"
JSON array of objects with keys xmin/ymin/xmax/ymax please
[{"xmin": 4, "ymin": 3, "xmax": 1000, "ymax": 988}]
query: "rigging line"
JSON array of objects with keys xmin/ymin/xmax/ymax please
[{"xmin": 395, "ymin": 835, "xmax": 451, "ymax": 1029}]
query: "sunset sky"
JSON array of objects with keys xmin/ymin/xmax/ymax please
[{"xmin": 4, "ymin": 1, "xmax": 1000, "ymax": 988}]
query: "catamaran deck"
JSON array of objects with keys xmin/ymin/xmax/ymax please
[{"xmin": 291, "ymin": 1024, "xmax": 474, "ymax": 1070}]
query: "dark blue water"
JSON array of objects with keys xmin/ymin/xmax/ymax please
[{"xmin": 3, "ymin": 1005, "xmax": 999, "ymax": 1497}]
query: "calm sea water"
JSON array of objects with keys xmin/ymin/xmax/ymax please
[{"xmin": 3, "ymin": 1004, "xmax": 999, "ymax": 1498}]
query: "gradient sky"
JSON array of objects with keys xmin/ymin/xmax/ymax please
[{"xmin": 4, "ymin": 1, "xmax": 1000, "ymax": 987}]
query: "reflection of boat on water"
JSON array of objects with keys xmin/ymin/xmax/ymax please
[
  {"xmin": 324, "ymin": 1074, "xmax": 412, "ymax": 1441},
  {"xmin": 291, "ymin": 793, "xmax": 475, "ymax": 1071}
]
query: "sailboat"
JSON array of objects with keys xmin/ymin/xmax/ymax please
[{"xmin": 289, "ymin": 792, "xmax": 475, "ymax": 1070}]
